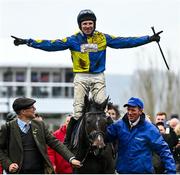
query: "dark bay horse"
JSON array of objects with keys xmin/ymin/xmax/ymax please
[{"xmin": 69, "ymin": 97, "xmax": 115, "ymax": 174}]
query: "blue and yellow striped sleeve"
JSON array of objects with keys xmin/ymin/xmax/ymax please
[
  {"xmin": 27, "ymin": 37, "xmax": 70, "ymax": 51},
  {"xmin": 105, "ymin": 34, "xmax": 150, "ymax": 49}
]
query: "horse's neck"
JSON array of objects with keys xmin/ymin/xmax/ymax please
[{"xmin": 70, "ymin": 118, "xmax": 89, "ymax": 159}]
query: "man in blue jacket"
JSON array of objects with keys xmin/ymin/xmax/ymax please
[
  {"xmin": 106, "ymin": 97, "xmax": 176, "ymax": 174},
  {"xmin": 11, "ymin": 9, "xmax": 162, "ymax": 147}
]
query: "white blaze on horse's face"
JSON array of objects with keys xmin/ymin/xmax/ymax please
[
  {"xmin": 92, "ymin": 116, "xmax": 106, "ymax": 149},
  {"xmin": 92, "ymin": 134, "xmax": 105, "ymax": 149},
  {"xmin": 96, "ymin": 117, "xmax": 100, "ymax": 128}
]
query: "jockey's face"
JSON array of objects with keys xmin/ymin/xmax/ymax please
[{"xmin": 81, "ymin": 20, "xmax": 95, "ymax": 36}]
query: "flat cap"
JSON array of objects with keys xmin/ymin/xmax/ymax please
[{"xmin": 12, "ymin": 97, "xmax": 36, "ymax": 112}]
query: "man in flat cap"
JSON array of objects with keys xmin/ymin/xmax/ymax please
[
  {"xmin": 0, "ymin": 97, "xmax": 81, "ymax": 174},
  {"xmin": 106, "ymin": 97, "xmax": 176, "ymax": 174}
]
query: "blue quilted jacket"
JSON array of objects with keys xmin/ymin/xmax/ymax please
[{"xmin": 106, "ymin": 113, "xmax": 176, "ymax": 174}]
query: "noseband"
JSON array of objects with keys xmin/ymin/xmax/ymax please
[{"xmin": 88, "ymin": 130, "xmax": 105, "ymax": 143}]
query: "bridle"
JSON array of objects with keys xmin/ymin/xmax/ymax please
[
  {"xmin": 80, "ymin": 111, "xmax": 107, "ymax": 163},
  {"xmin": 81, "ymin": 131, "xmax": 105, "ymax": 164},
  {"xmin": 85, "ymin": 111, "xmax": 106, "ymax": 142},
  {"xmin": 88, "ymin": 130, "xmax": 105, "ymax": 143}
]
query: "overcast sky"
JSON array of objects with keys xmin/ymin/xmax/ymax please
[{"xmin": 0, "ymin": 0, "xmax": 180, "ymax": 75}]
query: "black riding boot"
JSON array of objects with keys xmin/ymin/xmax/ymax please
[{"xmin": 64, "ymin": 117, "xmax": 78, "ymax": 148}]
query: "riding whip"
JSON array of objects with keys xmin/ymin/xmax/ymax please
[{"xmin": 151, "ymin": 26, "xmax": 170, "ymax": 70}]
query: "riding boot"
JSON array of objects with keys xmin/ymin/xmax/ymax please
[{"xmin": 64, "ymin": 117, "xmax": 78, "ymax": 148}]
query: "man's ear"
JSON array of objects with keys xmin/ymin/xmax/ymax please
[{"xmin": 139, "ymin": 108, "xmax": 143, "ymax": 115}]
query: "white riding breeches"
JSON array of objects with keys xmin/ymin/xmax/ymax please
[{"xmin": 73, "ymin": 72, "xmax": 107, "ymax": 119}]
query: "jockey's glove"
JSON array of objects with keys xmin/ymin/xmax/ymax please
[
  {"xmin": 11, "ymin": 35, "xmax": 27, "ymax": 46},
  {"xmin": 149, "ymin": 30, "xmax": 163, "ymax": 42}
]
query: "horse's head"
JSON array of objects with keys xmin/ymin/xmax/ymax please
[
  {"xmin": 83, "ymin": 96, "xmax": 109, "ymax": 156},
  {"xmin": 72, "ymin": 96, "xmax": 115, "ymax": 173}
]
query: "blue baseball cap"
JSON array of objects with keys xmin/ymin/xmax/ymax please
[{"xmin": 123, "ymin": 97, "xmax": 144, "ymax": 109}]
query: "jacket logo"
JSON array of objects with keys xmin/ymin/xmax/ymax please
[
  {"xmin": 135, "ymin": 137, "xmax": 144, "ymax": 141},
  {"xmin": 80, "ymin": 44, "xmax": 98, "ymax": 53}
]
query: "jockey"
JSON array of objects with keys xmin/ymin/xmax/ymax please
[{"xmin": 11, "ymin": 9, "xmax": 162, "ymax": 148}]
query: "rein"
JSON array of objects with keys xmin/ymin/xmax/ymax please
[{"xmin": 81, "ymin": 146, "xmax": 90, "ymax": 164}]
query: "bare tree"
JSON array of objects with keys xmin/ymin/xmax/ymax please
[{"xmin": 129, "ymin": 49, "xmax": 180, "ymax": 120}]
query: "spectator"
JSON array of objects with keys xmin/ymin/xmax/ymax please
[
  {"xmin": 0, "ymin": 112, "xmax": 17, "ymax": 173},
  {"xmin": 155, "ymin": 112, "xmax": 167, "ymax": 124},
  {"xmin": 106, "ymin": 103, "xmax": 121, "ymax": 161},
  {"xmin": 0, "ymin": 164, "xmax": 2, "ymax": 174},
  {"xmin": 107, "ymin": 102, "xmax": 121, "ymax": 121},
  {"xmin": 0, "ymin": 97, "xmax": 81, "ymax": 174},
  {"xmin": 155, "ymin": 111, "xmax": 177, "ymax": 138},
  {"xmin": 174, "ymin": 123, "xmax": 180, "ymax": 173},
  {"xmin": 169, "ymin": 118, "xmax": 180, "ymax": 130},
  {"xmin": 48, "ymin": 114, "xmax": 73, "ymax": 174},
  {"xmin": 106, "ymin": 97, "xmax": 176, "ymax": 174},
  {"xmin": 153, "ymin": 121, "xmax": 178, "ymax": 173},
  {"xmin": 154, "ymin": 114, "xmax": 179, "ymax": 152},
  {"xmin": 170, "ymin": 114, "xmax": 179, "ymax": 120},
  {"xmin": 156, "ymin": 122, "xmax": 166, "ymax": 134},
  {"xmin": 153, "ymin": 122, "xmax": 166, "ymax": 173}
]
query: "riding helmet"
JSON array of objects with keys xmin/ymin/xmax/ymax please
[{"xmin": 77, "ymin": 9, "xmax": 96, "ymax": 29}]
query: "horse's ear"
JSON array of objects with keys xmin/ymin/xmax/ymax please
[
  {"xmin": 101, "ymin": 96, "xmax": 109, "ymax": 111},
  {"xmin": 84, "ymin": 95, "xmax": 89, "ymax": 106},
  {"xmin": 83, "ymin": 95, "xmax": 91, "ymax": 113}
]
